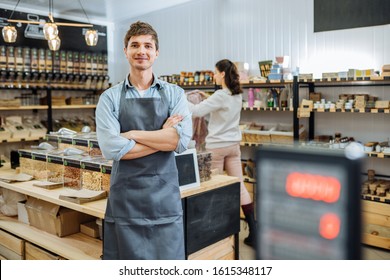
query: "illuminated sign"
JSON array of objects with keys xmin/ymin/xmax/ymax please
[{"xmin": 285, "ymin": 172, "xmax": 341, "ymax": 203}]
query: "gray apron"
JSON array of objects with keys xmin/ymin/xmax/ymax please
[{"xmin": 103, "ymin": 82, "xmax": 185, "ymax": 260}]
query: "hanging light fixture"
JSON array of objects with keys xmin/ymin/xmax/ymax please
[
  {"xmin": 42, "ymin": 0, "xmax": 58, "ymax": 40},
  {"xmin": 48, "ymin": 36, "xmax": 61, "ymax": 51},
  {"xmin": 1, "ymin": 0, "xmax": 21, "ymax": 43},
  {"xmin": 79, "ymin": 0, "xmax": 99, "ymax": 46},
  {"xmin": 4, "ymin": 0, "xmax": 97, "ymax": 50},
  {"xmin": 85, "ymin": 29, "xmax": 98, "ymax": 46},
  {"xmin": 2, "ymin": 26, "xmax": 17, "ymax": 43}
]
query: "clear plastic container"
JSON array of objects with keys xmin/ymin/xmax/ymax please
[
  {"xmin": 19, "ymin": 150, "xmax": 34, "ymax": 176},
  {"xmin": 47, "ymin": 152, "xmax": 64, "ymax": 183},
  {"xmin": 80, "ymin": 156, "xmax": 106, "ymax": 191},
  {"xmin": 31, "ymin": 151, "xmax": 49, "ymax": 180},
  {"xmin": 89, "ymin": 139, "xmax": 102, "ymax": 156},
  {"xmin": 63, "ymin": 154, "xmax": 85, "ymax": 189},
  {"xmin": 101, "ymin": 161, "xmax": 112, "ymax": 193}
]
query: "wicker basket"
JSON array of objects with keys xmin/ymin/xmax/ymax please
[
  {"xmin": 270, "ymin": 124, "xmax": 306, "ymax": 144},
  {"xmin": 242, "ymin": 123, "xmax": 275, "ymax": 143}
]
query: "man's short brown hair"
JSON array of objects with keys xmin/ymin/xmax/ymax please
[{"xmin": 124, "ymin": 21, "xmax": 159, "ymax": 50}]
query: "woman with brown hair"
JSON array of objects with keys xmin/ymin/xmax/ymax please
[{"xmin": 187, "ymin": 59, "xmax": 256, "ymax": 247}]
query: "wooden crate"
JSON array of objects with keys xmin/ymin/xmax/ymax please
[
  {"xmin": 362, "ymin": 200, "xmax": 390, "ymax": 250},
  {"xmin": 25, "ymin": 242, "xmax": 60, "ymax": 260},
  {"xmin": 188, "ymin": 235, "xmax": 235, "ymax": 260},
  {"xmin": 0, "ymin": 229, "xmax": 25, "ymax": 260}
]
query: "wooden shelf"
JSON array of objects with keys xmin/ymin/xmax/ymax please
[
  {"xmin": 0, "ymin": 174, "xmax": 106, "ymax": 219},
  {"xmin": 0, "ymin": 137, "xmax": 44, "ymax": 144},
  {"xmin": 52, "ymin": 105, "xmax": 97, "ymax": 109},
  {"xmin": 0, "ymin": 106, "xmax": 48, "ymax": 111},
  {"xmin": 242, "ymin": 106, "xmax": 292, "ymax": 112},
  {"xmin": 0, "ymin": 215, "xmax": 102, "ymax": 260},
  {"xmin": 312, "ymin": 108, "xmax": 390, "ymax": 113}
]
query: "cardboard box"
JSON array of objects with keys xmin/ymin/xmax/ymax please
[{"xmin": 25, "ymin": 197, "xmax": 94, "ymax": 237}]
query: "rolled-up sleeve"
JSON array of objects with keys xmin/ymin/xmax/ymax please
[
  {"xmin": 95, "ymin": 89, "xmax": 135, "ymax": 161},
  {"xmin": 169, "ymin": 87, "xmax": 192, "ymax": 154}
]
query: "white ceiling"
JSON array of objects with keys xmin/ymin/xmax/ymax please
[{"xmin": 0, "ymin": 0, "xmax": 197, "ymax": 24}]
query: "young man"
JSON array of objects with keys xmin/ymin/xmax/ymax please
[{"xmin": 96, "ymin": 21, "xmax": 192, "ymax": 260}]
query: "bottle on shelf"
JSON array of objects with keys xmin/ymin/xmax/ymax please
[
  {"xmin": 267, "ymin": 89, "xmax": 274, "ymax": 108},
  {"xmin": 38, "ymin": 48, "xmax": 46, "ymax": 74},
  {"xmin": 280, "ymin": 88, "xmax": 288, "ymax": 108},
  {"xmin": 0, "ymin": 45, "xmax": 7, "ymax": 71},
  {"xmin": 248, "ymin": 87, "xmax": 255, "ymax": 108},
  {"xmin": 45, "ymin": 49, "xmax": 53, "ymax": 74}
]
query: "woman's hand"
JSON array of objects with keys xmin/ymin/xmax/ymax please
[
  {"xmin": 163, "ymin": 114, "xmax": 183, "ymax": 129},
  {"xmin": 198, "ymin": 91, "xmax": 209, "ymax": 99}
]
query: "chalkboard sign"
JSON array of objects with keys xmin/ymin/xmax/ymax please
[
  {"xmin": 314, "ymin": 0, "xmax": 390, "ymax": 32},
  {"xmin": 184, "ymin": 183, "xmax": 240, "ymax": 254},
  {"xmin": 0, "ymin": 9, "xmax": 107, "ymax": 53}
]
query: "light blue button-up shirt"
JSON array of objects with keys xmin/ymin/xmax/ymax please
[{"xmin": 95, "ymin": 75, "xmax": 192, "ymax": 161}]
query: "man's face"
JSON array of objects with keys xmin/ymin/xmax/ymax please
[{"xmin": 124, "ymin": 34, "xmax": 159, "ymax": 71}]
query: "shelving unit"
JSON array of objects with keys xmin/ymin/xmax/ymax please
[{"xmin": 296, "ymin": 76, "xmax": 390, "ymax": 250}]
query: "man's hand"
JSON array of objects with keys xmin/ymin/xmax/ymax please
[{"xmin": 162, "ymin": 114, "xmax": 183, "ymax": 129}]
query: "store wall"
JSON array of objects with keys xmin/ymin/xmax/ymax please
[{"xmin": 111, "ymin": 0, "xmax": 390, "ymax": 83}]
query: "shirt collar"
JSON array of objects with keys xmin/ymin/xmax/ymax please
[{"xmin": 125, "ymin": 73, "xmax": 163, "ymax": 90}]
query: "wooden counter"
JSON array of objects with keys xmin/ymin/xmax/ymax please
[
  {"xmin": 0, "ymin": 164, "xmax": 239, "ymax": 219},
  {"xmin": 0, "ymin": 164, "xmax": 240, "ymax": 259}
]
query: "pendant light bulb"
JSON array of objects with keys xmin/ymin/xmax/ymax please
[
  {"xmin": 43, "ymin": 22, "xmax": 59, "ymax": 40},
  {"xmin": 2, "ymin": 25, "xmax": 17, "ymax": 43},
  {"xmin": 85, "ymin": 29, "xmax": 98, "ymax": 46},
  {"xmin": 48, "ymin": 36, "xmax": 61, "ymax": 51}
]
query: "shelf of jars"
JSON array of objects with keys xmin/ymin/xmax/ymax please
[
  {"xmin": 311, "ymin": 108, "xmax": 390, "ymax": 113},
  {"xmin": 242, "ymin": 106, "xmax": 293, "ymax": 112},
  {"xmin": 298, "ymin": 76, "xmax": 390, "ymax": 87}
]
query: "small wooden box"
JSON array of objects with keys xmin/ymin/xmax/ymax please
[
  {"xmin": 375, "ymin": 100, "xmax": 390, "ymax": 109},
  {"xmin": 80, "ymin": 221, "xmax": 100, "ymax": 238}
]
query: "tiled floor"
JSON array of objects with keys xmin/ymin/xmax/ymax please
[{"xmin": 238, "ymin": 220, "xmax": 390, "ymax": 260}]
